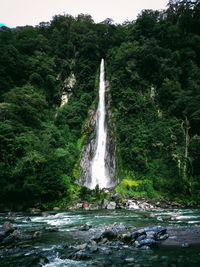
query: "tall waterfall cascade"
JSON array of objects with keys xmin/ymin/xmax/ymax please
[
  {"xmin": 79, "ymin": 59, "xmax": 116, "ymax": 189},
  {"xmin": 90, "ymin": 59, "xmax": 110, "ymax": 189}
]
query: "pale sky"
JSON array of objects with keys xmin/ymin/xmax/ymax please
[{"xmin": 0, "ymin": 0, "xmax": 169, "ymax": 27}]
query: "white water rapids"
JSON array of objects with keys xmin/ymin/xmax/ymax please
[{"xmin": 90, "ymin": 59, "xmax": 111, "ymax": 189}]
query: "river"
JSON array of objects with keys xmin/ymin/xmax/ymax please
[{"xmin": 1, "ymin": 208, "xmax": 200, "ymax": 266}]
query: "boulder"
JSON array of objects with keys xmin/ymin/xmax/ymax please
[
  {"xmin": 102, "ymin": 199, "xmax": 110, "ymax": 209},
  {"xmin": 107, "ymin": 201, "xmax": 116, "ymax": 210}
]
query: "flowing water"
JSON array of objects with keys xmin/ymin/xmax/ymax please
[
  {"xmin": 1, "ymin": 208, "xmax": 200, "ymax": 266},
  {"xmin": 90, "ymin": 59, "xmax": 112, "ymax": 189}
]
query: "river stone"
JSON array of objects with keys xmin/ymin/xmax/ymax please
[
  {"xmin": 136, "ymin": 234, "xmax": 147, "ymax": 242},
  {"xmin": 145, "ymin": 226, "xmax": 167, "ymax": 234},
  {"xmin": 131, "ymin": 230, "xmax": 146, "ymax": 240},
  {"xmin": 87, "ymin": 240, "xmax": 98, "ymax": 252},
  {"xmin": 121, "ymin": 233, "xmax": 132, "ymax": 243},
  {"xmin": 107, "ymin": 201, "xmax": 116, "ymax": 210},
  {"xmin": 3, "ymin": 221, "xmax": 15, "ymax": 234},
  {"xmin": 157, "ymin": 233, "xmax": 169, "ymax": 241},
  {"xmin": 139, "ymin": 238, "xmax": 158, "ymax": 248},
  {"xmin": 101, "ymin": 230, "xmax": 118, "ymax": 240}
]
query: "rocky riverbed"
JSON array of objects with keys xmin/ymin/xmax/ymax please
[{"xmin": 0, "ymin": 208, "xmax": 200, "ymax": 266}]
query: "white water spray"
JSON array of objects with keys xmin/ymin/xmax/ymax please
[{"xmin": 90, "ymin": 59, "xmax": 112, "ymax": 189}]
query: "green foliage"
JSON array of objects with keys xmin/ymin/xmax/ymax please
[
  {"xmin": 1, "ymin": 1, "xmax": 200, "ymax": 208},
  {"xmin": 115, "ymin": 179, "xmax": 158, "ymax": 198}
]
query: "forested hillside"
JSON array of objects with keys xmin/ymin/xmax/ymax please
[{"xmin": 0, "ymin": 0, "xmax": 200, "ymax": 209}]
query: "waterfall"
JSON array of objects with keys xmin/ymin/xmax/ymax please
[
  {"xmin": 79, "ymin": 59, "xmax": 116, "ymax": 189},
  {"xmin": 89, "ymin": 59, "xmax": 112, "ymax": 189}
]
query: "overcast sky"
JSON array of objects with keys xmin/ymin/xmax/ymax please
[{"xmin": 1, "ymin": 0, "xmax": 169, "ymax": 27}]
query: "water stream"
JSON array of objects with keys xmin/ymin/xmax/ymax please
[{"xmin": 1, "ymin": 208, "xmax": 200, "ymax": 266}]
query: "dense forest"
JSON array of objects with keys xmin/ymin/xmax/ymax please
[{"xmin": 0, "ymin": 0, "xmax": 200, "ymax": 209}]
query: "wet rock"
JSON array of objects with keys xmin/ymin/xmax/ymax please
[
  {"xmin": 107, "ymin": 201, "xmax": 116, "ymax": 210},
  {"xmin": 79, "ymin": 223, "xmax": 92, "ymax": 231},
  {"xmin": 87, "ymin": 240, "xmax": 98, "ymax": 252},
  {"xmin": 146, "ymin": 231, "xmax": 156, "ymax": 239},
  {"xmin": 101, "ymin": 229, "xmax": 118, "ymax": 240},
  {"xmin": 139, "ymin": 238, "xmax": 158, "ymax": 248},
  {"xmin": 136, "ymin": 234, "xmax": 147, "ymax": 242},
  {"xmin": 131, "ymin": 230, "xmax": 146, "ymax": 240},
  {"xmin": 120, "ymin": 233, "xmax": 132, "ymax": 243},
  {"xmin": 145, "ymin": 226, "xmax": 167, "ymax": 234},
  {"xmin": 157, "ymin": 233, "xmax": 169, "ymax": 241},
  {"xmin": 3, "ymin": 221, "xmax": 15, "ymax": 234}
]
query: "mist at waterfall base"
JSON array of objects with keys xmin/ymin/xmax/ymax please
[{"xmin": 90, "ymin": 59, "xmax": 113, "ymax": 189}]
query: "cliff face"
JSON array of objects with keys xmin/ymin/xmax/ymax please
[{"xmin": 79, "ymin": 83, "xmax": 117, "ymax": 188}]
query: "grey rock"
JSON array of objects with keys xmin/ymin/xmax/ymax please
[
  {"xmin": 87, "ymin": 240, "xmax": 98, "ymax": 252},
  {"xmin": 107, "ymin": 201, "xmax": 116, "ymax": 210},
  {"xmin": 136, "ymin": 234, "xmax": 147, "ymax": 242},
  {"xmin": 102, "ymin": 199, "xmax": 110, "ymax": 209},
  {"xmin": 139, "ymin": 238, "xmax": 158, "ymax": 248}
]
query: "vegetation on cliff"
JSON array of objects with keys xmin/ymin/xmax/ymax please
[{"xmin": 0, "ymin": 0, "xmax": 200, "ymax": 208}]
